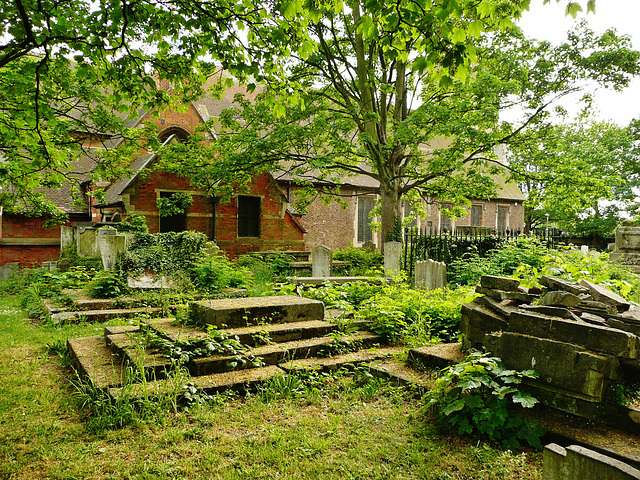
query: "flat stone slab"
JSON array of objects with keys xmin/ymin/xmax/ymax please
[
  {"xmin": 480, "ymin": 275, "xmax": 520, "ymax": 292},
  {"xmin": 496, "ymin": 332, "xmax": 615, "ymax": 400},
  {"xmin": 189, "ymin": 295, "xmax": 324, "ymax": 328},
  {"xmin": 580, "ymin": 280, "xmax": 632, "ymax": 312},
  {"xmin": 408, "ymin": 343, "xmax": 466, "ymax": 370},
  {"xmin": 476, "ymin": 286, "xmax": 538, "ymax": 303},
  {"xmin": 52, "ymin": 307, "xmax": 163, "ymax": 324},
  {"xmin": 519, "ymin": 305, "xmax": 581, "ymax": 321},
  {"xmin": 541, "ymin": 275, "xmax": 591, "ymax": 296},
  {"xmin": 67, "ymin": 336, "xmax": 125, "ymax": 389},
  {"xmin": 279, "ymin": 346, "xmax": 401, "ymax": 372},
  {"xmin": 287, "ymin": 276, "xmax": 386, "ymax": 286},
  {"xmin": 508, "ymin": 311, "xmax": 640, "ymax": 359}
]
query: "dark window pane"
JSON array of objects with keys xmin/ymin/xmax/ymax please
[
  {"xmin": 238, "ymin": 196, "xmax": 260, "ymax": 237},
  {"xmin": 159, "ymin": 192, "xmax": 186, "ymax": 233}
]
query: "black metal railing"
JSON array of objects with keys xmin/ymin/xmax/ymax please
[{"xmin": 402, "ymin": 226, "xmax": 559, "ymax": 278}]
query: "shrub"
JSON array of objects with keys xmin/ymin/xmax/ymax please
[
  {"xmin": 424, "ymin": 352, "xmax": 544, "ymax": 450},
  {"xmin": 192, "ymin": 251, "xmax": 251, "ymax": 292},
  {"xmin": 448, "ymin": 237, "xmax": 550, "ymax": 286},
  {"xmin": 88, "ymin": 271, "xmax": 128, "ymax": 298},
  {"xmin": 333, "ymin": 246, "xmax": 383, "ymax": 276}
]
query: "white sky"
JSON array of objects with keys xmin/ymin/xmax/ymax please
[{"xmin": 517, "ymin": 0, "xmax": 640, "ymax": 125}]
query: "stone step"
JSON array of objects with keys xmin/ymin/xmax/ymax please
[
  {"xmin": 366, "ymin": 358, "xmax": 436, "ymax": 392},
  {"xmin": 279, "ymin": 346, "xmax": 402, "ymax": 373},
  {"xmin": 106, "ymin": 331, "xmax": 174, "ymax": 381},
  {"xmin": 408, "ymin": 343, "xmax": 467, "ymax": 370},
  {"xmin": 189, "ymin": 295, "xmax": 325, "ymax": 328},
  {"xmin": 143, "ymin": 317, "xmax": 370, "ymax": 347},
  {"xmin": 109, "ymin": 365, "xmax": 286, "ymax": 400},
  {"xmin": 104, "ymin": 323, "xmax": 383, "ymax": 379},
  {"xmin": 189, "ymin": 331, "xmax": 384, "ymax": 376},
  {"xmin": 51, "ymin": 307, "xmax": 164, "ymax": 325},
  {"xmin": 67, "ymin": 336, "xmax": 127, "ymax": 389}
]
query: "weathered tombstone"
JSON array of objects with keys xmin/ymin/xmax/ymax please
[
  {"xmin": 76, "ymin": 226, "xmax": 101, "ymax": 258},
  {"xmin": 60, "ymin": 226, "xmax": 75, "ymax": 251},
  {"xmin": 415, "ymin": 259, "xmax": 446, "ymax": 291},
  {"xmin": 97, "ymin": 227, "xmax": 127, "ymax": 271},
  {"xmin": 581, "ymin": 245, "xmax": 589, "ymax": 255},
  {"xmin": 312, "ymin": 245, "xmax": 332, "ymax": 278},
  {"xmin": 383, "ymin": 241, "xmax": 402, "ymax": 277}
]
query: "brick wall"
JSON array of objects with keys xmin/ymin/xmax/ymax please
[
  {"xmin": 0, "ymin": 213, "xmax": 89, "ymax": 266},
  {"xmin": 216, "ymin": 173, "xmax": 305, "ymax": 257}
]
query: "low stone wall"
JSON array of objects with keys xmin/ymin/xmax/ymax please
[
  {"xmin": 543, "ymin": 444, "xmax": 640, "ymax": 480},
  {"xmin": 461, "ymin": 274, "xmax": 640, "ymax": 430}
]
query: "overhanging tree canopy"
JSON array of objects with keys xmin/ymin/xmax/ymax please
[{"xmin": 158, "ymin": 18, "xmax": 640, "ymax": 242}]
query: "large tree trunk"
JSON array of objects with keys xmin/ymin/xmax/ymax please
[{"xmin": 380, "ymin": 184, "xmax": 403, "ymax": 244}]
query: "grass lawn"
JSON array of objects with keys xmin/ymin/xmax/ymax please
[{"xmin": 0, "ymin": 295, "xmax": 543, "ymax": 480}]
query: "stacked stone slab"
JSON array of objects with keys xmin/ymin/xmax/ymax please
[
  {"xmin": 67, "ymin": 295, "xmax": 403, "ymax": 398},
  {"xmin": 460, "ymin": 274, "xmax": 640, "ymax": 430}
]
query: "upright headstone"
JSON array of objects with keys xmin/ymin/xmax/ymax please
[
  {"xmin": 581, "ymin": 245, "xmax": 589, "ymax": 256},
  {"xmin": 312, "ymin": 245, "xmax": 332, "ymax": 278},
  {"xmin": 60, "ymin": 226, "xmax": 75, "ymax": 251},
  {"xmin": 415, "ymin": 259, "xmax": 447, "ymax": 290},
  {"xmin": 76, "ymin": 226, "xmax": 101, "ymax": 258},
  {"xmin": 97, "ymin": 227, "xmax": 127, "ymax": 271},
  {"xmin": 384, "ymin": 241, "xmax": 402, "ymax": 277}
]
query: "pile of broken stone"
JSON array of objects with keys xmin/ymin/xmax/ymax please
[
  {"xmin": 461, "ymin": 274, "xmax": 640, "ymax": 426},
  {"xmin": 474, "ymin": 274, "xmax": 639, "ymax": 336}
]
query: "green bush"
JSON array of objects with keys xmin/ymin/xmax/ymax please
[
  {"xmin": 192, "ymin": 252, "xmax": 251, "ymax": 292},
  {"xmin": 333, "ymin": 246, "xmax": 383, "ymax": 276},
  {"xmin": 424, "ymin": 352, "xmax": 544, "ymax": 450},
  {"xmin": 513, "ymin": 247, "xmax": 640, "ymax": 302},
  {"xmin": 448, "ymin": 237, "xmax": 549, "ymax": 286},
  {"xmin": 299, "ymin": 281, "xmax": 476, "ymax": 344},
  {"xmin": 357, "ymin": 285, "xmax": 477, "ymax": 343},
  {"xmin": 88, "ymin": 271, "xmax": 128, "ymax": 298}
]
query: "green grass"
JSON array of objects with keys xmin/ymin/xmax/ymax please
[{"xmin": 0, "ymin": 295, "xmax": 543, "ymax": 480}]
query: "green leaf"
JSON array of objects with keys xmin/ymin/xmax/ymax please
[
  {"xmin": 565, "ymin": 2, "xmax": 583, "ymax": 18},
  {"xmin": 512, "ymin": 392, "xmax": 538, "ymax": 408}
]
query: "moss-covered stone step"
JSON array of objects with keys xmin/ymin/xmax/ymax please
[
  {"xmin": 52, "ymin": 307, "xmax": 163, "ymax": 325},
  {"xmin": 278, "ymin": 346, "xmax": 402, "ymax": 373},
  {"xmin": 67, "ymin": 336, "xmax": 126, "ymax": 389},
  {"xmin": 408, "ymin": 343, "xmax": 466, "ymax": 370},
  {"xmin": 144, "ymin": 317, "xmax": 346, "ymax": 347},
  {"xmin": 105, "ymin": 331, "xmax": 174, "ymax": 381},
  {"xmin": 189, "ymin": 295, "xmax": 325, "ymax": 328},
  {"xmin": 108, "ymin": 365, "xmax": 286, "ymax": 400},
  {"xmin": 189, "ymin": 331, "xmax": 384, "ymax": 376}
]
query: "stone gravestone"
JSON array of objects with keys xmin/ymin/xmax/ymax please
[
  {"xmin": 97, "ymin": 227, "xmax": 127, "ymax": 271},
  {"xmin": 415, "ymin": 259, "xmax": 447, "ymax": 291},
  {"xmin": 312, "ymin": 245, "xmax": 332, "ymax": 278},
  {"xmin": 383, "ymin": 241, "xmax": 402, "ymax": 277}
]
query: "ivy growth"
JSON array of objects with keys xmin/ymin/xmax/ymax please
[{"xmin": 156, "ymin": 192, "xmax": 194, "ymax": 217}]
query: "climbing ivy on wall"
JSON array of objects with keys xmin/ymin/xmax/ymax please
[{"xmin": 119, "ymin": 231, "xmax": 208, "ymax": 277}]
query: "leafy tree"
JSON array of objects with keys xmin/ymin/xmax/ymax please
[
  {"xmin": 159, "ymin": 19, "xmax": 639, "ymax": 242},
  {"xmin": 0, "ymin": 0, "xmax": 294, "ymax": 218},
  {"xmin": 508, "ymin": 120, "xmax": 640, "ymax": 236},
  {"xmin": 0, "ymin": 0, "xmax": 605, "ymax": 225}
]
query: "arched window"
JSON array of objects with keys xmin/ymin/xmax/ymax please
[{"xmin": 158, "ymin": 127, "xmax": 190, "ymax": 143}]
